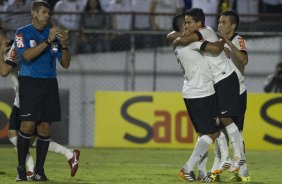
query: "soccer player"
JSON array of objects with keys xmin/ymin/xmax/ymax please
[
  {"xmin": 173, "ymin": 8, "xmax": 244, "ymax": 176},
  {"xmin": 0, "ymin": 28, "xmax": 80, "ymax": 180},
  {"xmin": 13, "ymin": 0, "xmax": 71, "ymax": 181},
  {"xmin": 167, "ymin": 13, "xmax": 220, "ymax": 182},
  {"xmin": 210, "ymin": 10, "xmax": 250, "ymax": 182}
]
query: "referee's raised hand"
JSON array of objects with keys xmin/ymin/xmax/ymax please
[
  {"xmin": 48, "ymin": 26, "xmax": 60, "ymax": 42},
  {"xmin": 56, "ymin": 28, "xmax": 69, "ymax": 47}
]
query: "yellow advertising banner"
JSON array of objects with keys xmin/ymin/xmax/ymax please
[{"xmin": 95, "ymin": 92, "xmax": 282, "ymax": 150}]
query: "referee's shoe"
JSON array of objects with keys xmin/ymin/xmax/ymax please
[
  {"xmin": 32, "ymin": 172, "xmax": 48, "ymax": 181},
  {"xmin": 16, "ymin": 166, "xmax": 27, "ymax": 182},
  {"xmin": 32, "ymin": 168, "xmax": 48, "ymax": 181}
]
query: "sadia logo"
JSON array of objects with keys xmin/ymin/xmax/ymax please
[
  {"xmin": 0, "ymin": 102, "xmax": 12, "ymax": 139},
  {"xmin": 121, "ymin": 96, "xmax": 194, "ymax": 144},
  {"xmin": 260, "ymin": 97, "xmax": 282, "ymax": 145}
]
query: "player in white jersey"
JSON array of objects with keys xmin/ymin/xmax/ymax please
[
  {"xmin": 173, "ymin": 8, "xmax": 244, "ymax": 179},
  {"xmin": 0, "ymin": 28, "xmax": 80, "ymax": 179},
  {"xmin": 210, "ymin": 10, "xmax": 250, "ymax": 182},
  {"xmin": 167, "ymin": 13, "xmax": 220, "ymax": 182}
]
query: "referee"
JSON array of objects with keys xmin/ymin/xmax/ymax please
[{"xmin": 15, "ymin": 0, "xmax": 71, "ymax": 181}]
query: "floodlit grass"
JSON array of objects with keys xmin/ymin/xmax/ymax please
[{"xmin": 0, "ymin": 146, "xmax": 281, "ymax": 183}]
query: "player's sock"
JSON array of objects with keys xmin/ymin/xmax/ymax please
[
  {"xmin": 34, "ymin": 135, "xmax": 50, "ymax": 174},
  {"xmin": 26, "ymin": 152, "xmax": 35, "ymax": 172},
  {"xmin": 211, "ymin": 139, "xmax": 221, "ymax": 172},
  {"xmin": 48, "ymin": 140, "xmax": 73, "ymax": 160},
  {"xmin": 17, "ymin": 131, "xmax": 32, "ymax": 168},
  {"xmin": 183, "ymin": 135, "xmax": 212, "ymax": 173},
  {"xmin": 217, "ymin": 131, "xmax": 229, "ymax": 161},
  {"xmin": 198, "ymin": 151, "xmax": 208, "ymax": 178},
  {"xmin": 225, "ymin": 123, "xmax": 241, "ymax": 158},
  {"xmin": 9, "ymin": 136, "xmax": 18, "ymax": 151},
  {"xmin": 239, "ymin": 134, "xmax": 249, "ymax": 177}
]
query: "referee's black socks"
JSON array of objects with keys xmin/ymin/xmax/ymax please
[
  {"xmin": 17, "ymin": 131, "xmax": 32, "ymax": 168},
  {"xmin": 35, "ymin": 135, "xmax": 50, "ymax": 174}
]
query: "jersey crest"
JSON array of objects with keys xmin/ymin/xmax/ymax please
[{"xmin": 16, "ymin": 33, "xmax": 25, "ymax": 48}]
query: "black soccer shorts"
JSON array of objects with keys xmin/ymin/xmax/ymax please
[
  {"xmin": 184, "ymin": 93, "xmax": 220, "ymax": 135},
  {"xmin": 19, "ymin": 77, "xmax": 61, "ymax": 122},
  {"xmin": 214, "ymin": 72, "xmax": 240, "ymax": 118}
]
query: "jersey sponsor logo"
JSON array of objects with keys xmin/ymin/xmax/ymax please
[
  {"xmin": 16, "ymin": 33, "xmax": 25, "ymax": 48},
  {"xmin": 30, "ymin": 40, "xmax": 37, "ymax": 47}
]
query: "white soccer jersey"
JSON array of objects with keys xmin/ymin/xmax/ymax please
[
  {"xmin": 175, "ymin": 42, "xmax": 215, "ymax": 99},
  {"xmin": 198, "ymin": 26, "xmax": 234, "ymax": 83},
  {"xmin": 4, "ymin": 43, "xmax": 20, "ymax": 108},
  {"xmin": 225, "ymin": 34, "xmax": 247, "ymax": 94}
]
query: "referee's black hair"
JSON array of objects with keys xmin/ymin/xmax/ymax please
[
  {"xmin": 185, "ymin": 8, "xmax": 205, "ymax": 27},
  {"xmin": 172, "ymin": 12, "xmax": 185, "ymax": 32},
  {"xmin": 222, "ymin": 10, "xmax": 240, "ymax": 30},
  {"xmin": 32, "ymin": 0, "xmax": 50, "ymax": 11}
]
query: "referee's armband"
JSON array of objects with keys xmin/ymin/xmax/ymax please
[{"xmin": 200, "ymin": 40, "xmax": 210, "ymax": 51}]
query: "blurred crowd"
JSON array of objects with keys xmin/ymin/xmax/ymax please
[{"xmin": 0, "ymin": 0, "xmax": 281, "ymax": 54}]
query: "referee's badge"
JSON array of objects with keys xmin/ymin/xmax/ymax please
[{"xmin": 30, "ymin": 40, "xmax": 36, "ymax": 47}]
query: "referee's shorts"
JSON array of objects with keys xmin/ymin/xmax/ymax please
[{"xmin": 19, "ymin": 77, "xmax": 61, "ymax": 123}]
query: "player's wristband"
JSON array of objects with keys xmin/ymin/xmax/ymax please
[
  {"xmin": 194, "ymin": 30, "xmax": 203, "ymax": 40},
  {"xmin": 5, "ymin": 60, "xmax": 17, "ymax": 68},
  {"xmin": 44, "ymin": 38, "xmax": 51, "ymax": 45},
  {"xmin": 62, "ymin": 47, "xmax": 68, "ymax": 51},
  {"xmin": 200, "ymin": 40, "xmax": 210, "ymax": 51}
]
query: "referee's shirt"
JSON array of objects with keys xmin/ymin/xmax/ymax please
[{"xmin": 15, "ymin": 24, "xmax": 62, "ymax": 78}]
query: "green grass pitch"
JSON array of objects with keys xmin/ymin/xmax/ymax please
[{"xmin": 0, "ymin": 146, "xmax": 281, "ymax": 183}]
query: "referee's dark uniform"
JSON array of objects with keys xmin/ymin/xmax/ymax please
[{"xmin": 14, "ymin": 0, "xmax": 70, "ymax": 181}]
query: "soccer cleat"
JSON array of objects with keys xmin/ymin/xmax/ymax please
[
  {"xmin": 197, "ymin": 170, "xmax": 206, "ymax": 181},
  {"xmin": 218, "ymin": 160, "xmax": 231, "ymax": 172},
  {"xmin": 201, "ymin": 172, "xmax": 217, "ymax": 183},
  {"xmin": 16, "ymin": 166, "xmax": 27, "ymax": 182},
  {"xmin": 32, "ymin": 172, "xmax": 48, "ymax": 181},
  {"xmin": 68, "ymin": 149, "xmax": 80, "ymax": 177},
  {"xmin": 26, "ymin": 171, "xmax": 34, "ymax": 180},
  {"xmin": 178, "ymin": 169, "xmax": 196, "ymax": 182},
  {"xmin": 229, "ymin": 157, "xmax": 243, "ymax": 173},
  {"xmin": 226, "ymin": 173, "xmax": 251, "ymax": 182}
]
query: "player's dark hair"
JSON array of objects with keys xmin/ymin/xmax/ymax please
[
  {"xmin": 222, "ymin": 10, "xmax": 240, "ymax": 30},
  {"xmin": 172, "ymin": 12, "xmax": 185, "ymax": 32},
  {"xmin": 185, "ymin": 8, "xmax": 205, "ymax": 27},
  {"xmin": 32, "ymin": 0, "xmax": 50, "ymax": 11}
]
